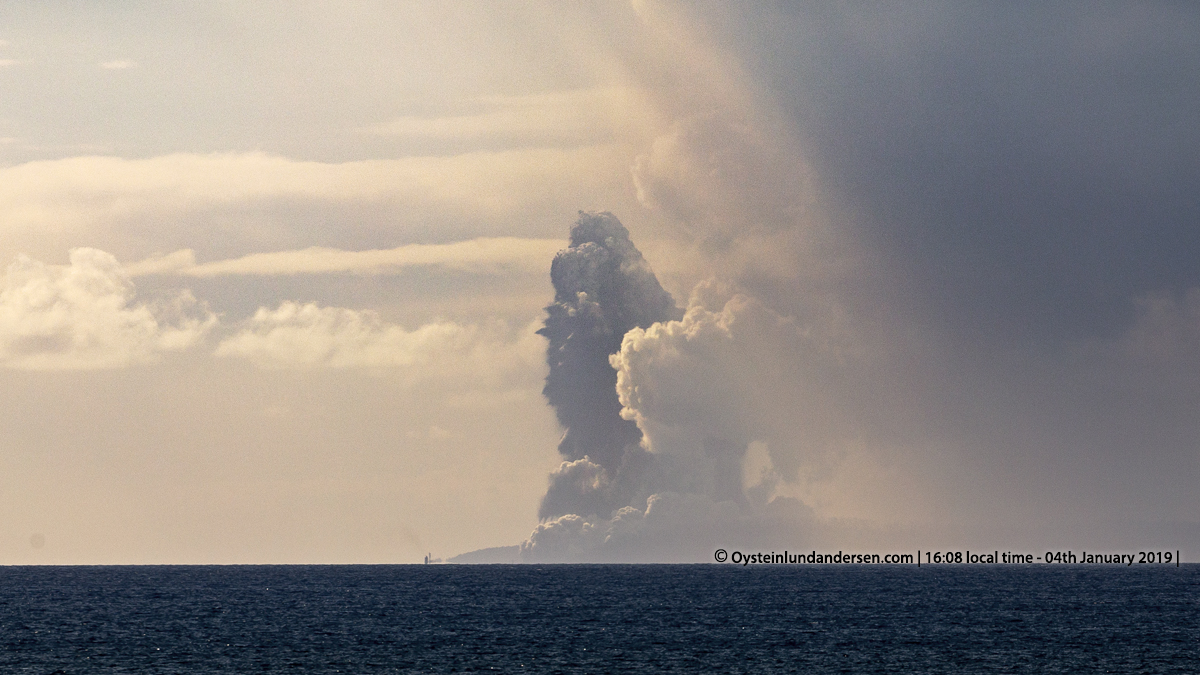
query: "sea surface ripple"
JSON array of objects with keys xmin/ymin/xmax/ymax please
[{"xmin": 0, "ymin": 564, "xmax": 1196, "ymax": 673}]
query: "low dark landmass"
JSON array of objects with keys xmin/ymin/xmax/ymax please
[{"xmin": 447, "ymin": 545, "xmax": 521, "ymax": 564}]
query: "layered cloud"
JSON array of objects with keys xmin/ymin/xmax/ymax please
[
  {"xmin": 362, "ymin": 88, "xmax": 660, "ymax": 151},
  {"xmin": 0, "ymin": 148, "xmax": 639, "ymax": 265},
  {"xmin": 216, "ymin": 301, "xmax": 544, "ymax": 389},
  {"xmin": 0, "ymin": 248, "xmax": 214, "ymax": 370},
  {"xmin": 126, "ymin": 238, "xmax": 564, "ymax": 278}
]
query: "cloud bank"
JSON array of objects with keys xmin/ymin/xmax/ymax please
[
  {"xmin": 216, "ymin": 301, "xmax": 545, "ymax": 395},
  {"xmin": 0, "ymin": 248, "xmax": 214, "ymax": 370}
]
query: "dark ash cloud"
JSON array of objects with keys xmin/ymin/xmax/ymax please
[
  {"xmin": 711, "ymin": 2, "xmax": 1200, "ymax": 346},
  {"xmin": 536, "ymin": 211, "xmax": 680, "ymax": 520}
]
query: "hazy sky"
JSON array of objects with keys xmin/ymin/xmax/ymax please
[{"xmin": 3, "ymin": 1, "xmax": 1199, "ymax": 563}]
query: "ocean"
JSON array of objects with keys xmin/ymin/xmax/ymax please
[{"xmin": 1, "ymin": 564, "xmax": 1196, "ymax": 673}]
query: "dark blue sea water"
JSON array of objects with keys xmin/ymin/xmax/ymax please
[{"xmin": 1, "ymin": 564, "xmax": 1196, "ymax": 673}]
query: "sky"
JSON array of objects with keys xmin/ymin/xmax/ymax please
[{"xmin": 2, "ymin": 1, "xmax": 1200, "ymax": 563}]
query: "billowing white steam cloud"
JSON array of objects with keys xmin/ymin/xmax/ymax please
[
  {"xmin": 0, "ymin": 248, "xmax": 214, "ymax": 370},
  {"xmin": 612, "ymin": 285, "xmax": 806, "ymax": 503}
]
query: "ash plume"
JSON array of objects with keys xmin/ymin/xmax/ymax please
[{"xmin": 536, "ymin": 211, "xmax": 680, "ymax": 519}]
